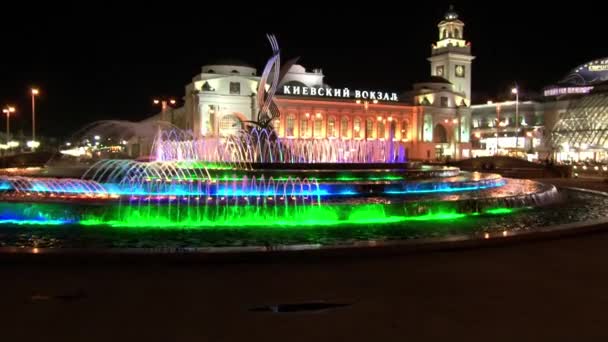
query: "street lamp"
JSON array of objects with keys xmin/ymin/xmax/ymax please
[
  {"xmin": 31, "ymin": 88, "xmax": 39, "ymax": 148},
  {"xmin": 495, "ymin": 104, "xmax": 501, "ymax": 155},
  {"xmin": 2, "ymin": 106, "xmax": 16, "ymax": 144},
  {"xmin": 153, "ymin": 98, "xmax": 177, "ymax": 123},
  {"xmin": 511, "ymin": 86, "xmax": 519, "ymax": 151}
]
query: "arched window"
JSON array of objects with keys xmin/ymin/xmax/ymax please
[
  {"xmin": 286, "ymin": 114, "xmax": 296, "ymax": 137},
  {"xmin": 353, "ymin": 118, "xmax": 362, "ymax": 139},
  {"xmin": 231, "ymin": 70, "xmax": 239, "ymax": 74},
  {"xmin": 207, "ymin": 69, "xmax": 215, "ymax": 73},
  {"xmin": 389, "ymin": 120, "xmax": 397, "ymax": 139},
  {"xmin": 442, "ymin": 29, "xmax": 446, "ymax": 39},
  {"xmin": 365, "ymin": 118, "xmax": 374, "ymax": 139},
  {"xmin": 314, "ymin": 114, "xmax": 323, "ymax": 137},
  {"xmin": 454, "ymin": 28, "xmax": 460, "ymax": 39},
  {"xmin": 433, "ymin": 124, "xmax": 448, "ymax": 143},
  {"xmin": 341, "ymin": 116, "xmax": 349, "ymax": 138},
  {"xmin": 219, "ymin": 114, "xmax": 242, "ymax": 136},
  {"xmin": 327, "ymin": 117, "xmax": 337, "ymax": 138},
  {"xmin": 300, "ymin": 115, "xmax": 309, "ymax": 137},
  {"xmin": 401, "ymin": 120, "xmax": 409, "ymax": 140},
  {"xmin": 274, "ymin": 119, "xmax": 280, "ymax": 135},
  {"xmin": 378, "ymin": 120, "xmax": 385, "ymax": 139}
]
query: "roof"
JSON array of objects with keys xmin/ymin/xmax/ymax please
[
  {"xmin": 205, "ymin": 58, "xmax": 253, "ymax": 68},
  {"xmin": 417, "ymin": 76, "xmax": 453, "ymax": 84}
]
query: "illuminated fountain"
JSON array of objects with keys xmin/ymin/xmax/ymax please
[
  {"xmin": 153, "ymin": 128, "xmax": 406, "ymax": 164},
  {"xmin": 0, "ymin": 136, "xmax": 560, "ymax": 229}
]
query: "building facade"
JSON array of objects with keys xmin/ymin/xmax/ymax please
[{"xmin": 147, "ymin": 8, "xmax": 474, "ymax": 161}]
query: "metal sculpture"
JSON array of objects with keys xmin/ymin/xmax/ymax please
[{"xmin": 253, "ymin": 34, "xmax": 300, "ymax": 129}]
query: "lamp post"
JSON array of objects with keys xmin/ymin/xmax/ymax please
[
  {"xmin": 31, "ymin": 88, "xmax": 39, "ymax": 148},
  {"xmin": 512, "ymin": 86, "xmax": 519, "ymax": 151},
  {"xmin": 153, "ymin": 98, "xmax": 177, "ymax": 123},
  {"xmin": 495, "ymin": 104, "xmax": 500, "ymax": 156},
  {"xmin": 2, "ymin": 106, "xmax": 16, "ymax": 144}
]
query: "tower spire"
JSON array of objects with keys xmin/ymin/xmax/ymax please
[
  {"xmin": 428, "ymin": 7, "xmax": 475, "ymax": 102},
  {"xmin": 445, "ymin": 5, "xmax": 458, "ymax": 20}
]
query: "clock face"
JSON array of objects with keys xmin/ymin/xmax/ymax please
[
  {"xmin": 455, "ymin": 65, "xmax": 465, "ymax": 77},
  {"xmin": 436, "ymin": 65, "xmax": 444, "ymax": 77}
]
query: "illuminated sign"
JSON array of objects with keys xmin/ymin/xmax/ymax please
[
  {"xmin": 282, "ymin": 85, "xmax": 399, "ymax": 102},
  {"xmin": 589, "ymin": 64, "xmax": 608, "ymax": 72},
  {"xmin": 544, "ymin": 86, "xmax": 594, "ymax": 97},
  {"xmin": 562, "ymin": 58, "xmax": 608, "ymax": 85}
]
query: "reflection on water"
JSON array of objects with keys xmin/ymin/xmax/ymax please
[{"xmin": 0, "ymin": 189, "xmax": 604, "ymax": 249}]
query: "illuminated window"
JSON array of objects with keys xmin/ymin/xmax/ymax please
[
  {"xmin": 327, "ymin": 117, "xmax": 336, "ymax": 138},
  {"xmin": 401, "ymin": 120, "xmax": 409, "ymax": 139},
  {"xmin": 366, "ymin": 118, "xmax": 374, "ymax": 138},
  {"xmin": 353, "ymin": 118, "xmax": 362, "ymax": 138},
  {"xmin": 390, "ymin": 120, "xmax": 397, "ymax": 139},
  {"xmin": 286, "ymin": 114, "xmax": 295, "ymax": 136},
  {"xmin": 219, "ymin": 114, "xmax": 241, "ymax": 135},
  {"xmin": 341, "ymin": 116, "xmax": 349, "ymax": 138},
  {"xmin": 229, "ymin": 82, "xmax": 240, "ymax": 95},
  {"xmin": 378, "ymin": 120, "xmax": 385, "ymax": 139},
  {"xmin": 300, "ymin": 116, "xmax": 309, "ymax": 137},
  {"xmin": 274, "ymin": 119, "xmax": 280, "ymax": 134},
  {"xmin": 314, "ymin": 116, "xmax": 323, "ymax": 137}
]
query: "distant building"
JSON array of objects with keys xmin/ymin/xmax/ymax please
[{"xmin": 471, "ymin": 57, "xmax": 608, "ymax": 162}]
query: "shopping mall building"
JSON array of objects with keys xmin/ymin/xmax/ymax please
[
  {"xmin": 150, "ymin": 7, "xmax": 474, "ymax": 161},
  {"xmin": 470, "ymin": 58, "xmax": 608, "ymax": 162}
]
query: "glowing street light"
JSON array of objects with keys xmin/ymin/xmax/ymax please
[
  {"xmin": 26, "ymin": 140, "xmax": 40, "ymax": 149},
  {"xmin": 31, "ymin": 88, "xmax": 39, "ymax": 147},
  {"xmin": 153, "ymin": 98, "xmax": 177, "ymax": 123},
  {"xmin": 495, "ymin": 104, "xmax": 501, "ymax": 155},
  {"xmin": 2, "ymin": 106, "xmax": 16, "ymax": 144},
  {"xmin": 512, "ymin": 86, "xmax": 520, "ymax": 150}
]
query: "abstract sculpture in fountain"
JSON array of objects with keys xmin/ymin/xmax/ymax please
[{"xmin": 250, "ymin": 34, "xmax": 300, "ymax": 131}]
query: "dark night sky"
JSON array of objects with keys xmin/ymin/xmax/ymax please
[{"xmin": 1, "ymin": 1, "xmax": 607, "ymax": 139}]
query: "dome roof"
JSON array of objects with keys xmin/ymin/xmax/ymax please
[
  {"xmin": 205, "ymin": 58, "xmax": 253, "ymax": 68},
  {"xmin": 560, "ymin": 58, "xmax": 608, "ymax": 86}
]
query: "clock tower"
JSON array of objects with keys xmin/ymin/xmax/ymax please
[{"xmin": 428, "ymin": 6, "xmax": 475, "ymax": 103}]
